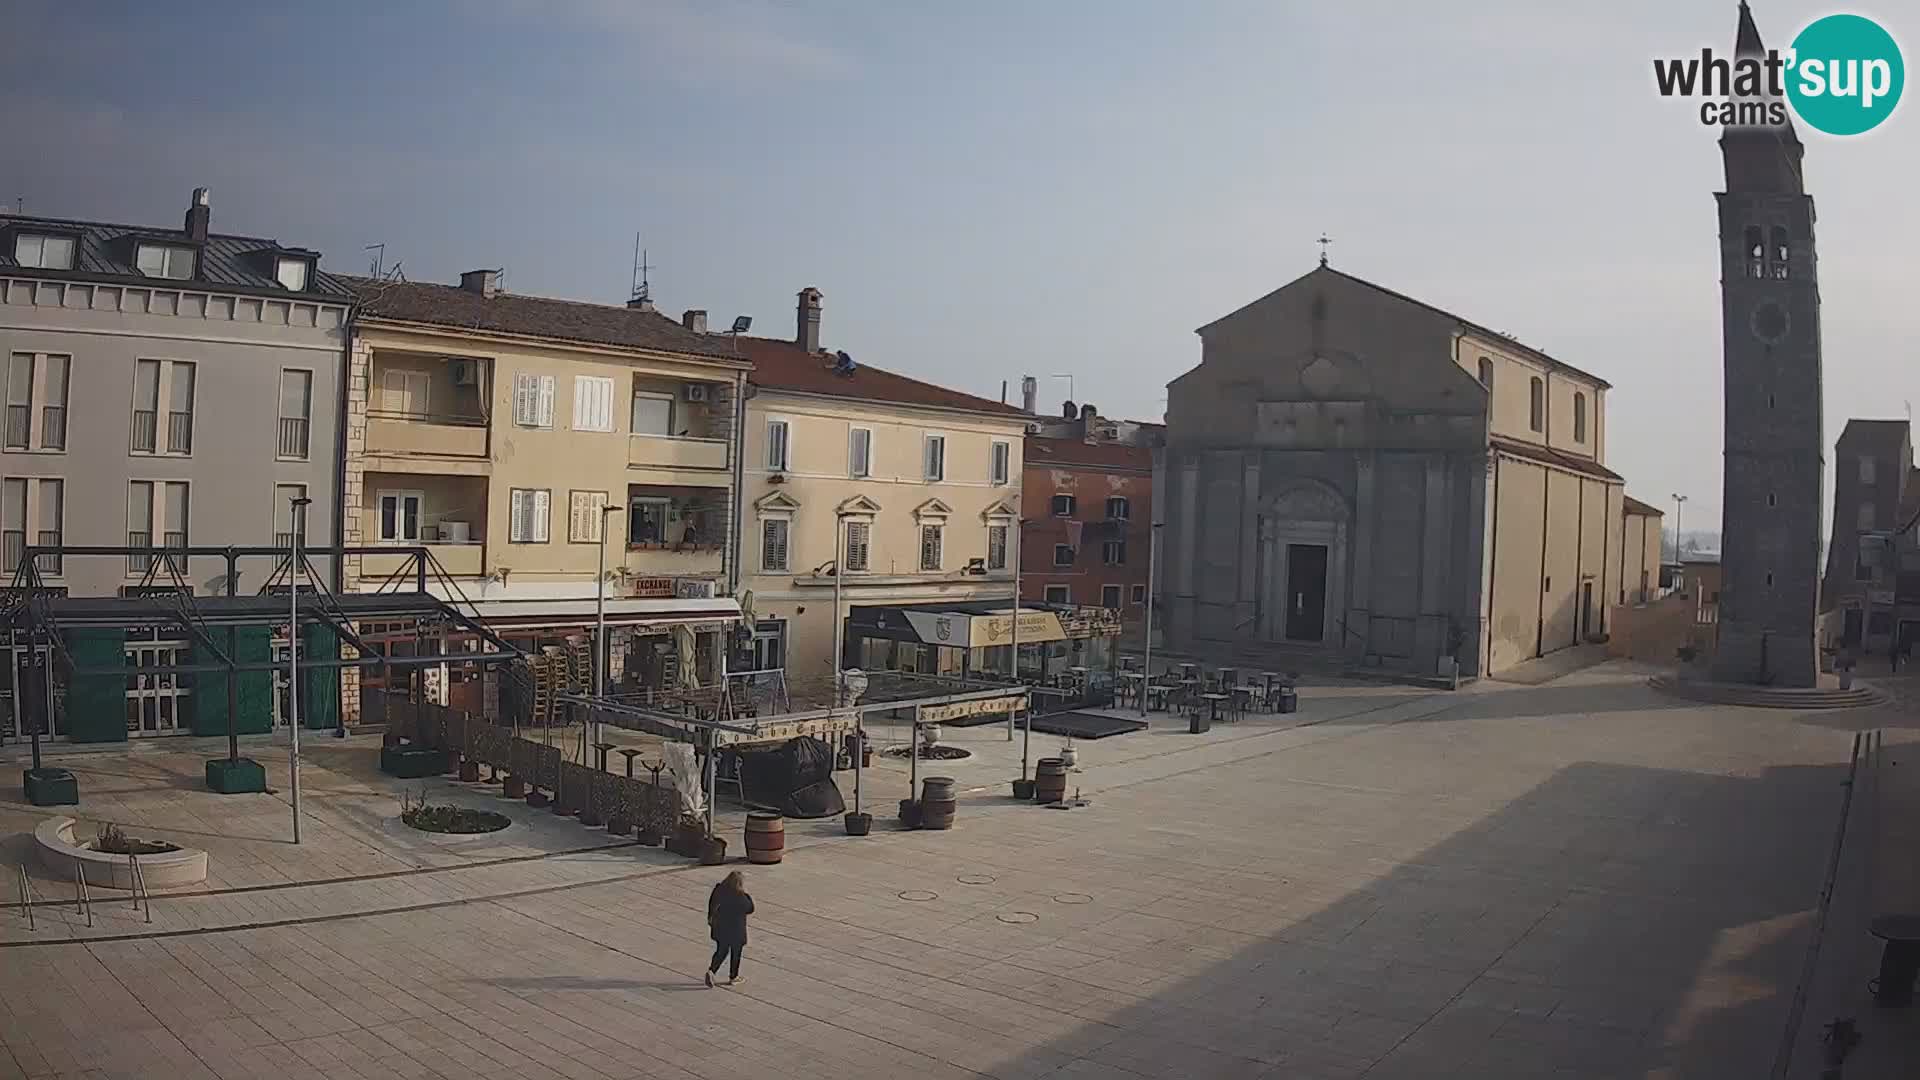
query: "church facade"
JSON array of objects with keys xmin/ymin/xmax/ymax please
[{"xmin": 1157, "ymin": 265, "xmax": 1626, "ymax": 678}]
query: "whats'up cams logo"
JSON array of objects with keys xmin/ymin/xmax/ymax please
[{"xmin": 1655, "ymin": 13, "xmax": 1904, "ymax": 135}]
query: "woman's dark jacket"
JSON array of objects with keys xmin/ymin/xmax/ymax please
[{"xmin": 708, "ymin": 885, "xmax": 755, "ymax": 945}]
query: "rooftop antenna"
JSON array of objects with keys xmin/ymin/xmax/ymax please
[
  {"xmin": 1317, "ymin": 233, "xmax": 1332, "ymax": 267},
  {"xmin": 630, "ymin": 233, "xmax": 654, "ymax": 305},
  {"xmin": 1051, "ymin": 374, "xmax": 1074, "ymax": 403},
  {"xmin": 364, "ymin": 243, "xmax": 386, "ymax": 278}
]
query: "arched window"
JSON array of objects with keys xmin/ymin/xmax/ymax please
[
  {"xmin": 1528, "ymin": 376, "xmax": 1544, "ymax": 433},
  {"xmin": 1572, "ymin": 392, "xmax": 1587, "ymax": 443},
  {"xmin": 1770, "ymin": 225, "xmax": 1791, "ymax": 279},
  {"xmin": 1745, "ymin": 225, "xmax": 1765, "ymax": 279},
  {"xmin": 1477, "ymin": 356, "xmax": 1493, "ymax": 389}
]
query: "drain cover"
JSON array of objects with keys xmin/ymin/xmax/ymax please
[
  {"xmin": 956, "ymin": 873, "xmax": 996, "ymax": 885},
  {"xmin": 1052, "ymin": 893, "xmax": 1092, "ymax": 905},
  {"xmin": 996, "ymin": 911, "xmax": 1039, "ymax": 924},
  {"xmin": 897, "ymin": 890, "xmax": 937, "ymax": 902}
]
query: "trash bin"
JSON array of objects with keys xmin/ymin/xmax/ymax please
[
  {"xmin": 1277, "ymin": 688, "xmax": 1298, "ymax": 714},
  {"xmin": 1189, "ymin": 710, "xmax": 1210, "ymax": 734}
]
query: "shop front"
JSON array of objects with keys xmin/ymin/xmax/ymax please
[{"xmin": 844, "ymin": 601, "xmax": 1121, "ymax": 691}]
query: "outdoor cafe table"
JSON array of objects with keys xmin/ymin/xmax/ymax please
[{"xmin": 1200, "ymin": 692, "xmax": 1229, "ymax": 726}]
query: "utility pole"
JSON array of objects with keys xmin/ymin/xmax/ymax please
[
  {"xmin": 288, "ymin": 495, "xmax": 312, "ymax": 844},
  {"xmin": 1670, "ymin": 493, "xmax": 1688, "ymax": 563}
]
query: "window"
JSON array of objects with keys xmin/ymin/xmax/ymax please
[
  {"xmin": 1101, "ymin": 540, "xmax": 1127, "ymax": 565},
  {"xmin": 1528, "ymin": 377, "xmax": 1544, "ymax": 433},
  {"xmin": 923, "ymin": 434, "xmax": 946, "ymax": 481},
  {"xmin": 134, "ymin": 243, "xmax": 194, "ymax": 279},
  {"xmin": 132, "ymin": 359, "xmax": 160, "ymax": 450},
  {"xmin": 766, "ymin": 419, "xmax": 790, "ymax": 470},
  {"xmin": 1105, "ymin": 496, "xmax": 1130, "ymax": 520},
  {"xmin": 377, "ymin": 490, "xmax": 423, "ymax": 543},
  {"xmin": 990, "ymin": 441, "xmax": 1011, "ymax": 485},
  {"xmin": 848, "ymin": 427, "xmax": 872, "ymax": 478},
  {"xmin": 1858, "ymin": 503, "xmax": 1876, "ymax": 532},
  {"xmin": 1572, "ymin": 392, "xmax": 1587, "ymax": 443},
  {"xmin": 1053, "ymin": 544, "xmax": 1075, "ymax": 567},
  {"xmin": 33, "ymin": 479, "xmax": 61, "ymax": 575},
  {"xmin": 0, "ymin": 477, "xmax": 59, "ymax": 576},
  {"xmin": 1477, "ymin": 356, "xmax": 1493, "ymax": 388},
  {"xmin": 919, "ymin": 524, "xmax": 943, "ymax": 571},
  {"xmin": 1860, "ymin": 457, "xmax": 1877, "ymax": 485},
  {"xmin": 761, "ymin": 518, "xmax": 790, "ymax": 572},
  {"xmin": 750, "ymin": 620, "xmax": 786, "ymax": 673},
  {"xmin": 1101, "ymin": 585, "xmax": 1123, "ymax": 610},
  {"xmin": 1044, "ymin": 585, "xmax": 1070, "ymax": 604},
  {"xmin": 274, "ymin": 256, "xmax": 310, "ymax": 292},
  {"xmin": 568, "ymin": 491, "xmax": 610, "ymax": 543},
  {"xmin": 509, "ymin": 489, "xmax": 551, "ymax": 543},
  {"xmin": 39, "ymin": 354, "xmax": 66, "ymax": 451},
  {"xmin": 628, "ymin": 496, "xmax": 669, "ymax": 544},
  {"xmin": 378, "ymin": 369, "xmax": 430, "ymax": 416},
  {"xmin": 127, "ymin": 481, "xmax": 189, "ymax": 574},
  {"xmin": 0, "ymin": 479, "xmax": 21, "ymax": 572},
  {"xmin": 1767, "ymin": 493, "xmax": 1776, "ymax": 507},
  {"xmin": 273, "ymin": 484, "xmax": 306, "ymax": 549},
  {"xmin": 844, "ymin": 521, "xmax": 871, "ymax": 572},
  {"xmin": 3, "ymin": 352, "xmax": 64, "ymax": 452},
  {"xmin": 13, "ymin": 234, "xmax": 74, "ymax": 270},
  {"xmin": 1052, "ymin": 494, "xmax": 1076, "ymax": 517},
  {"xmin": 5, "ymin": 354, "xmax": 30, "ymax": 449},
  {"xmin": 512, "ymin": 373, "xmax": 555, "ymax": 428},
  {"xmin": 987, "ymin": 523, "xmax": 1008, "ymax": 570},
  {"xmin": 572, "ymin": 376, "xmax": 615, "ymax": 432},
  {"xmin": 1131, "ymin": 584, "xmax": 1146, "ymax": 603},
  {"xmin": 278, "ymin": 369, "xmax": 312, "ymax": 459},
  {"xmin": 131, "ymin": 360, "xmax": 196, "ymax": 454},
  {"xmin": 630, "ymin": 391, "xmax": 673, "ymax": 436},
  {"xmin": 1745, "ymin": 225, "xmax": 1765, "ymax": 278},
  {"xmin": 166, "ymin": 361, "xmax": 195, "ymax": 452},
  {"xmin": 1770, "ymin": 225, "xmax": 1790, "ymax": 279}
]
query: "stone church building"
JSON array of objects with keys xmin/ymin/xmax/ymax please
[{"xmin": 1158, "ymin": 264, "xmax": 1629, "ymax": 678}]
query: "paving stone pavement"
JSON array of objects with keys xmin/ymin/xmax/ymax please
[{"xmin": 0, "ymin": 663, "xmax": 1894, "ymax": 1078}]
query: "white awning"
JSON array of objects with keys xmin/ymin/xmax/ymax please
[{"xmin": 457, "ymin": 596, "xmax": 741, "ymax": 632}]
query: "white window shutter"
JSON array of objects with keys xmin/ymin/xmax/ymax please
[
  {"xmin": 534, "ymin": 490, "xmax": 550, "ymax": 541},
  {"xmin": 510, "ymin": 491, "xmax": 526, "ymax": 541},
  {"xmin": 572, "ymin": 379, "xmax": 588, "ymax": 431},
  {"xmin": 537, "ymin": 376, "xmax": 554, "ymax": 428},
  {"xmin": 513, "ymin": 375, "xmax": 531, "ymax": 424},
  {"xmin": 597, "ymin": 381, "xmax": 613, "ymax": 431}
]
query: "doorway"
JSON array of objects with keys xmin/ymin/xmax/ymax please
[
  {"xmin": 1285, "ymin": 544, "xmax": 1329, "ymax": 642},
  {"xmin": 1580, "ymin": 582, "xmax": 1594, "ymax": 644}
]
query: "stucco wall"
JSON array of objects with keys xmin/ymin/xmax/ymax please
[
  {"xmin": 1456, "ymin": 333, "xmax": 1606, "ymax": 463},
  {"xmin": 1020, "ymin": 459, "xmax": 1153, "ymax": 614},
  {"xmin": 1486, "ymin": 455, "xmax": 1620, "ymax": 672}
]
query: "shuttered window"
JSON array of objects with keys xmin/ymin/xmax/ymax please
[
  {"xmin": 844, "ymin": 521, "xmax": 870, "ymax": 571},
  {"xmin": 761, "ymin": 518, "xmax": 790, "ymax": 572},
  {"xmin": 573, "ymin": 376, "xmax": 614, "ymax": 432},
  {"xmin": 568, "ymin": 491, "xmax": 608, "ymax": 542},
  {"xmin": 987, "ymin": 524, "xmax": 1007, "ymax": 570},
  {"xmin": 919, "ymin": 524, "xmax": 943, "ymax": 571},
  {"xmin": 513, "ymin": 374, "xmax": 555, "ymax": 427},
  {"xmin": 510, "ymin": 489, "xmax": 550, "ymax": 542},
  {"xmin": 766, "ymin": 420, "xmax": 790, "ymax": 470},
  {"xmin": 848, "ymin": 427, "xmax": 871, "ymax": 477},
  {"xmin": 923, "ymin": 435, "xmax": 945, "ymax": 481},
  {"xmin": 990, "ymin": 441, "xmax": 1010, "ymax": 485}
]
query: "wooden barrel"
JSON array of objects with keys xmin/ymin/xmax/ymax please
[
  {"xmin": 919, "ymin": 777, "xmax": 957, "ymax": 831},
  {"xmin": 1034, "ymin": 758, "xmax": 1068, "ymax": 804},
  {"xmin": 744, "ymin": 812, "xmax": 786, "ymax": 864}
]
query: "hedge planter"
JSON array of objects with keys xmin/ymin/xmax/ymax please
[
  {"xmin": 578, "ymin": 805, "xmax": 604, "ymax": 828},
  {"xmin": 898, "ymin": 798, "xmax": 922, "ymax": 829},
  {"xmin": 605, "ymin": 816, "xmax": 632, "ymax": 837},
  {"xmin": 636, "ymin": 827, "xmax": 663, "ymax": 847},
  {"xmin": 526, "ymin": 789, "xmax": 550, "ymax": 808},
  {"xmin": 503, "ymin": 775, "xmax": 527, "ymax": 799},
  {"xmin": 844, "ymin": 811, "xmax": 873, "ymax": 836},
  {"xmin": 698, "ymin": 836, "xmax": 728, "ymax": 865},
  {"xmin": 23, "ymin": 767, "xmax": 79, "ymax": 807},
  {"xmin": 458, "ymin": 759, "xmax": 481, "ymax": 783},
  {"xmin": 204, "ymin": 757, "xmax": 267, "ymax": 794},
  {"xmin": 380, "ymin": 745, "xmax": 451, "ymax": 779},
  {"xmin": 1011, "ymin": 779, "xmax": 1036, "ymax": 801}
]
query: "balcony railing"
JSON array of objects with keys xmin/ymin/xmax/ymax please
[
  {"xmin": 34, "ymin": 531, "xmax": 60, "ymax": 576},
  {"xmin": 128, "ymin": 531, "xmax": 151, "ymax": 574},
  {"xmin": 278, "ymin": 416, "xmax": 310, "ymax": 459},
  {"xmin": 4, "ymin": 405, "xmax": 27, "ymax": 449},
  {"xmin": 40, "ymin": 406, "xmax": 64, "ymax": 450},
  {"xmin": 2, "ymin": 530, "xmax": 21, "ymax": 573},
  {"xmin": 132, "ymin": 409, "xmax": 157, "ymax": 451},
  {"xmin": 627, "ymin": 433, "xmax": 730, "ymax": 471},
  {"xmin": 167, "ymin": 411, "xmax": 193, "ymax": 453},
  {"xmin": 126, "ymin": 531, "xmax": 187, "ymax": 575},
  {"xmin": 365, "ymin": 410, "xmax": 488, "ymax": 459}
]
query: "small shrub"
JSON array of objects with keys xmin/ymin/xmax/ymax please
[
  {"xmin": 91, "ymin": 821, "xmax": 181, "ymax": 856},
  {"xmin": 399, "ymin": 789, "xmax": 510, "ymax": 835}
]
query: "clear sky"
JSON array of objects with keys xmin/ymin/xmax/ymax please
[{"xmin": 4, "ymin": 0, "xmax": 1915, "ymax": 531}]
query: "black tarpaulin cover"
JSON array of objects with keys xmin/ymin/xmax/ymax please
[{"xmin": 734, "ymin": 736, "xmax": 845, "ymax": 818}]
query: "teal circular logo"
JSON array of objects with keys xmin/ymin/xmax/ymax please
[{"xmin": 1786, "ymin": 14, "xmax": 1904, "ymax": 135}]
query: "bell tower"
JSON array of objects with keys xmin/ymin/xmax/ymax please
[{"xmin": 1710, "ymin": 2, "xmax": 1824, "ymax": 687}]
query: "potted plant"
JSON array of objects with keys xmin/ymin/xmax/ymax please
[
  {"xmin": 1058, "ymin": 740, "xmax": 1078, "ymax": 769},
  {"xmin": 898, "ymin": 798, "xmax": 922, "ymax": 828},
  {"xmin": 698, "ymin": 834, "xmax": 727, "ymax": 865},
  {"xmin": 635, "ymin": 800, "xmax": 667, "ymax": 846},
  {"xmin": 1011, "ymin": 777, "xmax": 1036, "ymax": 800},
  {"xmin": 526, "ymin": 785, "xmax": 550, "ymax": 808},
  {"xmin": 671, "ymin": 813, "xmax": 707, "ymax": 857},
  {"xmin": 844, "ymin": 810, "xmax": 873, "ymax": 836},
  {"xmin": 458, "ymin": 756, "xmax": 481, "ymax": 783}
]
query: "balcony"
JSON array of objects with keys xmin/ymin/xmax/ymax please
[
  {"xmin": 628, "ymin": 433, "xmax": 728, "ymax": 472},
  {"xmin": 278, "ymin": 416, "xmax": 310, "ymax": 459},
  {"xmin": 360, "ymin": 543, "xmax": 485, "ymax": 580},
  {"xmin": 365, "ymin": 411, "xmax": 489, "ymax": 462}
]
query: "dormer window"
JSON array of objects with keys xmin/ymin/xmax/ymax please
[
  {"xmin": 274, "ymin": 255, "xmax": 311, "ymax": 291},
  {"xmin": 135, "ymin": 243, "xmax": 195, "ymax": 280},
  {"xmin": 13, "ymin": 233, "xmax": 75, "ymax": 270}
]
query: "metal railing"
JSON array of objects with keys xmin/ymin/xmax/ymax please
[
  {"xmin": 73, "ymin": 863, "xmax": 92, "ymax": 928},
  {"xmin": 15, "ymin": 864, "xmax": 32, "ymax": 931},
  {"xmin": 4, "ymin": 404, "xmax": 27, "ymax": 449},
  {"xmin": 166, "ymin": 410, "xmax": 193, "ymax": 453},
  {"xmin": 40, "ymin": 405, "xmax": 65, "ymax": 449},
  {"xmin": 132, "ymin": 409, "xmax": 157, "ymax": 451},
  {"xmin": 128, "ymin": 853, "xmax": 151, "ymax": 923},
  {"xmin": 277, "ymin": 416, "xmax": 310, "ymax": 458},
  {"xmin": 34, "ymin": 531, "xmax": 61, "ymax": 576}
]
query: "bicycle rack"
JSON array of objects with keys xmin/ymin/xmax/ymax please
[
  {"xmin": 72, "ymin": 862, "xmax": 92, "ymax": 928},
  {"xmin": 15, "ymin": 864, "xmax": 33, "ymax": 931},
  {"xmin": 127, "ymin": 853, "xmax": 151, "ymax": 924}
]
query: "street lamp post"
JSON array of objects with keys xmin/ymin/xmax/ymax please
[
  {"xmin": 832, "ymin": 512, "xmax": 859, "ymax": 816},
  {"xmin": 1013, "ymin": 518, "xmax": 1030, "ymax": 781},
  {"xmin": 1671, "ymin": 493, "xmax": 1688, "ymax": 563},
  {"xmin": 288, "ymin": 495, "xmax": 312, "ymax": 845},
  {"xmin": 1141, "ymin": 521, "xmax": 1164, "ymax": 717},
  {"xmin": 593, "ymin": 504, "xmax": 619, "ymax": 755}
]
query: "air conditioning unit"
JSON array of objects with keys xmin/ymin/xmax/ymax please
[
  {"xmin": 451, "ymin": 360, "xmax": 480, "ymax": 386},
  {"xmin": 682, "ymin": 383, "xmax": 709, "ymax": 403}
]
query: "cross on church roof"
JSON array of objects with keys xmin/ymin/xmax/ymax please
[{"xmin": 1317, "ymin": 233, "xmax": 1332, "ymax": 267}]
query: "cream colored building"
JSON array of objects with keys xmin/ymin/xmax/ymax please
[
  {"xmin": 1620, "ymin": 496, "xmax": 1665, "ymax": 607},
  {"xmin": 733, "ymin": 289, "xmax": 1032, "ymax": 680},
  {"xmin": 340, "ymin": 271, "xmax": 749, "ymax": 718}
]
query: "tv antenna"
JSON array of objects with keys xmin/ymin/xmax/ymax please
[
  {"xmin": 630, "ymin": 234, "xmax": 654, "ymax": 305},
  {"xmin": 365, "ymin": 243, "xmax": 386, "ymax": 277}
]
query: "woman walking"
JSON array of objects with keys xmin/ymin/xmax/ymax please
[{"xmin": 705, "ymin": 870, "xmax": 755, "ymax": 987}]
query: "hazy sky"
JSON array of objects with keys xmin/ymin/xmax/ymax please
[{"xmin": 4, "ymin": 1, "xmax": 1915, "ymax": 530}]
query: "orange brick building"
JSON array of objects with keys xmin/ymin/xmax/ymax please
[{"xmin": 1020, "ymin": 435, "xmax": 1154, "ymax": 622}]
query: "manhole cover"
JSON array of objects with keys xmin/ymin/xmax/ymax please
[
  {"xmin": 996, "ymin": 911, "xmax": 1039, "ymax": 924},
  {"xmin": 956, "ymin": 873, "xmax": 996, "ymax": 885},
  {"xmin": 1053, "ymin": 893, "xmax": 1092, "ymax": 905},
  {"xmin": 897, "ymin": 890, "xmax": 938, "ymax": 902}
]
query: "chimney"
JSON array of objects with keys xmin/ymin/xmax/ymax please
[
  {"xmin": 460, "ymin": 269, "xmax": 500, "ymax": 298},
  {"xmin": 682, "ymin": 309, "xmax": 708, "ymax": 334},
  {"xmin": 184, "ymin": 187, "xmax": 211, "ymax": 243},
  {"xmin": 1061, "ymin": 399, "xmax": 1077, "ymax": 420},
  {"xmin": 796, "ymin": 287, "xmax": 823, "ymax": 352},
  {"xmin": 1021, "ymin": 376, "xmax": 1038, "ymax": 414},
  {"xmin": 1080, "ymin": 403, "xmax": 1096, "ymax": 421},
  {"xmin": 626, "ymin": 295, "xmax": 655, "ymax": 312}
]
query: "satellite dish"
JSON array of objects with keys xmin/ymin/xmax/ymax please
[{"xmin": 730, "ymin": 315, "xmax": 752, "ymax": 334}]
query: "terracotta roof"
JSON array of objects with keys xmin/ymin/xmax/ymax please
[
  {"xmin": 737, "ymin": 335, "xmax": 1026, "ymax": 417},
  {"xmin": 1026, "ymin": 436, "xmax": 1152, "ymax": 471},
  {"xmin": 1, "ymin": 212, "xmax": 351, "ymax": 301},
  {"xmin": 1622, "ymin": 495, "xmax": 1664, "ymax": 517},
  {"xmin": 347, "ymin": 277, "xmax": 744, "ymax": 361},
  {"xmin": 1491, "ymin": 436, "xmax": 1623, "ymax": 482}
]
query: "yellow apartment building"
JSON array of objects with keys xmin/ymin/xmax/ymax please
[
  {"xmin": 733, "ymin": 289, "xmax": 1034, "ymax": 681},
  {"xmin": 340, "ymin": 270, "xmax": 750, "ymax": 720}
]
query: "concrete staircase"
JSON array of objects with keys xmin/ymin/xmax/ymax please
[{"xmin": 1647, "ymin": 674, "xmax": 1889, "ymax": 710}]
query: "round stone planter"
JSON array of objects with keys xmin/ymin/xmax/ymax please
[{"xmin": 35, "ymin": 817, "xmax": 208, "ymax": 890}]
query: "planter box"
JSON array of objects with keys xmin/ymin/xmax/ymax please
[
  {"xmin": 380, "ymin": 745, "xmax": 451, "ymax": 779},
  {"xmin": 204, "ymin": 757, "xmax": 267, "ymax": 794},
  {"xmin": 23, "ymin": 767, "xmax": 78, "ymax": 807},
  {"xmin": 36, "ymin": 817, "xmax": 207, "ymax": 889}
]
